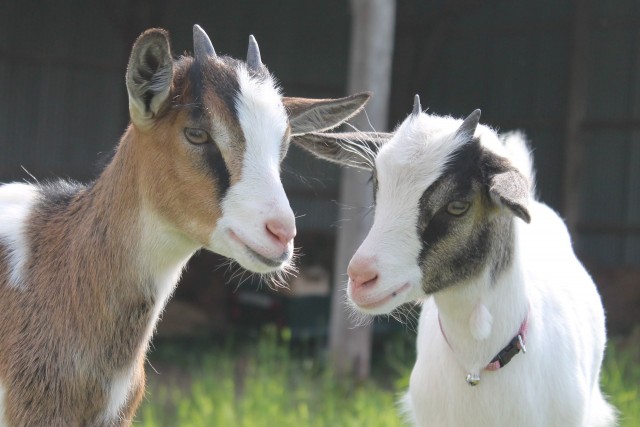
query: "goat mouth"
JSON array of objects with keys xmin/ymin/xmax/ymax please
[
  {"xmin": 246, "ymin": 247, "xmax": 289, "ymax": 267},
  {"xmin": 355, "ymin": 282, "xmax": 411, "ymax": 310},
  {"xmin": 228, "ymin": 230, "xmax": 289, "ymax": 268}
]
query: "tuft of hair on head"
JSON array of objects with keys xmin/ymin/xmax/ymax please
[{"xmin": 500, "ymin": 131, "xmax": 536, "ymax": 195}]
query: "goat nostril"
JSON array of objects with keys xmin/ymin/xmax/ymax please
[
  {"xmin": 349, "ymin": 270, "xmax": 379, "ymax": 289},
  {"xmin": 265, "ymin": 220, "xmax": 295, "ymax": 246},
  {"xmin": 362, "ymin": 274, "xmax": 378, "ymax": 288}
]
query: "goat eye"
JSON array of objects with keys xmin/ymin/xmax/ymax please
[
  {"xmin": 446, "ymin": 200, "xmax": 470, "ymax": 216},
  {"xmin": 184, "ymin": 128, "xmax": 210, "ymax": 144}
]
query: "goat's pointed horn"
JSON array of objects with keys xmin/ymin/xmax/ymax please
[
  {"xmin": 193, "ymin": 24, "xmax": 216, "ymax": 60},
  {"xmin": 456, "ymin": 109, "xmax": 481, "ymax": 139},
  {"xmin": 412, "ymin": 94, "xmax": 421, "ymax": 116},
  {"xmin": 247, "ymin": 35, "xmax": 263, "ymax": 70}
]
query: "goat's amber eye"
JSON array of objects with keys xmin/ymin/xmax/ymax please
[
  {"xmin": 446, "ymin": 200, "xmax": 470, "ymax": 216},
  {"xmin": 184, "ymin": 128, "xmax": 210, "ymax": 144}
]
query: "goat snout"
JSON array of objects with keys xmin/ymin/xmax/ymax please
[
  {"xmin": 348, "ymin": 257, "xmax": 379, "ymax": 289},
  {"xmin": 265, "ymin": 216, "xmax": 296, "ymax": 247}
]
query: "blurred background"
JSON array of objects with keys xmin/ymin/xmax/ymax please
[{"xmin": 1, "ymin": 0, "xmax": 639, "ymax": 425}]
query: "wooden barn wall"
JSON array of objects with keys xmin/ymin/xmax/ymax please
[
  {"xmin": 391, "ymin": 0, "xmax": 640, "ymax": 269},
  {"xmin": 0, "ymin": 0, "xmax": 128, "ymax": 180},
  {"xmin": 579, "ymin": 0, "xmax": 640, "ymax": 267},
  {"xmin": 2, "ymin": 0, "xmax": 639, "ymax": 273}
]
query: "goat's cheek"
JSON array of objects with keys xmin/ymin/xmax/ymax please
[{"xmin": 178, "ymin": 163, "xmax": 223, "ymax": 240}]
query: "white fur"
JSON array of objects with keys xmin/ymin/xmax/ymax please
[
  {"xmin": 102, "ymin": 368, "xmax": 134, "ymax": 424},
  {"xmin": 469, "ymin": 303, "xmax": 493, "ymax": 341},
  {"xmin": 209, "ymin": 65, "xmax": 294, "ymax": 273},
  {"xmin": 0, "ymin": 382, "xmax": 7, "ymax": 426},
  {"xmin": 404, "ymin": 202, "xmax": 615, "ymax": 426},
  {"xmin": 348, "ymin": 113, "xmax": 616, "ymax": 426},
  {"xmin": 348, "ymin": 114, "xmax": 490, "ymax": 313},
  {"xmin": 0, "ymin": 183, "xmax": 39, "ymax": 289}
]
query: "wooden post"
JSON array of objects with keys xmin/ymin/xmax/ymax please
[{"xmin": 328, "ymin": 0, "xmax": 396, "ymax": 380}]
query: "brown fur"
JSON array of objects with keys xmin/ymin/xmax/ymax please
[
  {"xmin": 0, "ymin": 27, "xmax": 371, "ymax": 426},
  {"xmin": 0, "ymin": 35, "xmax": 243, "ymax": 427}
]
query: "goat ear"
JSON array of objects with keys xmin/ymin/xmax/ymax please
[
  {"xmin": 283, "ymin": 92, "xmax": 371, "ymax": 136},
  {"xmin": 126, "ymin": 29, "xmax": 174, "ymax": 131},
  {"xmin": 488, "ymin": 169, "xmax": 531, "ymax": 223},
  {"xmin": 292, "ymin": 131, "xmax": 391, "ymax": 170}
]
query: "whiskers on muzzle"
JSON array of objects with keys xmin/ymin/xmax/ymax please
[
  {"xmin": 340, "ymin": 283, "xmax": 421, "ymax": 332},
  {"xmin": 219, "ymin": 246, "xmax": 300, "ymax": 292}
]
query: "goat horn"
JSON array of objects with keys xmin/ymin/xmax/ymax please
[
  {"xmin": 193, "ymin": 24, "xmax": 216, "ymax": 60},
  {"xmin": 247, "ymin": 35, "xmax": 263, "ymax": 70},
  {"xmin": 412, "ymin": 94, "xmax": 421, "ymax": 116},
  {"xmin": 457, "ymin": 109, "xmax": 481, "ymax": 139}
]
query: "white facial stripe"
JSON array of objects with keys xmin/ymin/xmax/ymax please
[
  {"xmin": 0, "ymin": 183, "xmax": 39, "ymax": 289},
  {"xmin": 207, "ymin": 66, "xmax": 294, "ymax": 273},
  {"xmin": 235, "ymin": 66, "xmax": 288, "ymax": 172},
  {"xmin": 233, "ymin": 66, "xmax": 289, "ymax": 212}
]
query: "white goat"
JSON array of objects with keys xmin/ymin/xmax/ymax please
[
  {"xmin": 294, "ymin": 96, "xmax": 617, "ymax": 427},
  {"xmin": 0, "ymin": 25, "xmax": 370, "ymax": 426}
]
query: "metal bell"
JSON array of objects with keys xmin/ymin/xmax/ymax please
[{"xmin": 466, "ymin": 373, "xmax": 481, "ymax": 386}]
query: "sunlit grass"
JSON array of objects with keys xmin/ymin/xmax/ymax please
[
  {"xmin": 601, "ymin": 335, "xmax": 640, "ymax": 427},
  {"xmin": 138, "ymin": 327, "xmax": 407, "ymax": 427},
  {"xmin": 137, "ymin": 327, "xmax": 639, "ymax": 427}
]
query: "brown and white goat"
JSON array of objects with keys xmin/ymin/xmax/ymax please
[{"xmin": 0, "ymin": 26, "xmax": 369, "ymax": 426}]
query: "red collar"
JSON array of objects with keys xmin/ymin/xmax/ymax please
[{"xmin": 438, "ymin": 310, "xmax": 529, "ymax": 373}]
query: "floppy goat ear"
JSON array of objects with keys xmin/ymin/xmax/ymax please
[
  {"xmin": 283, "ymin": 92, "xmax": 371, "ymax": 136},
  {"xmin": 292, "ymin": 131, "xmax": 391, "ymax": 170},
  {"xmin": 126, "ymin": 29, "xmax": 174, "ymax": 131},
  {"xmin": 488, "ymin": 167, "xmax": 531, "ymax": 223}
]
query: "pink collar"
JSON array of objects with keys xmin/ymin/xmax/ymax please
[{"xmin": 438, "ymin": 309, "xmax": 529, "ymax": 384}]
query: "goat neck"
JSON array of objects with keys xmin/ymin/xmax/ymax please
[{"xmin": 433, "ymin": 218, "xmax": 529, "ymax": 376}]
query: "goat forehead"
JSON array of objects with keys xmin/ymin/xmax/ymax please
[
  {"xmin": 181, "ymin": 56, "xmax": 239, "ymax": 122},
  {"xmin": 234, "ymin": 65, "xmax": 288, "ymax": 164},
  {"xmin": 179, "ymin": 57, "xmax": 288, "ymax": 163},
  {"xmin": 376, "ymin": 114, "xmax": 466, "ymax": 197}
]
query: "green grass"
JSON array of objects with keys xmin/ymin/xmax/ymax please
[
  {"xmin": 601, "ymin": 336, "xmax": 640, "ymax": 427},
  {"xmin": 137, "ymin": 327, "xmax": 640, "ymax": 427}
]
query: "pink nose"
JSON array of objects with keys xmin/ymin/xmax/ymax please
[
  {"xmin": 265, "ymin": 218, "xmax": 297, "ymax": 246},
  {"xmin": 347, "ymin": 257, "xmax": 379, "ymax": 289}
]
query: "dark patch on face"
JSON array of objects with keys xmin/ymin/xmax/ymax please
[
  {"xmin": 177, "ymin": 56, "xmax": 242, "ymax": 197},
  {"xmin": 203, "ymin": 141, "xmax": 231, "ymax": 195},
  {"xmin": 414, "ymin": 139, "xmax": 516, "ymax": 294},
  {"xmin": 173, "ymin": 56, "xmax": 286, "ymax": 199},
  {"xmin": 187, "ymin": 59, "xmax": 205, "ymax": 119},
  {"xmin": 443, "ymin": 138, "xmax": 485, "ymax": 193},
  {"xmin": 188, "ymin": 56, "xmax": 241, "ymax": 121}
]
